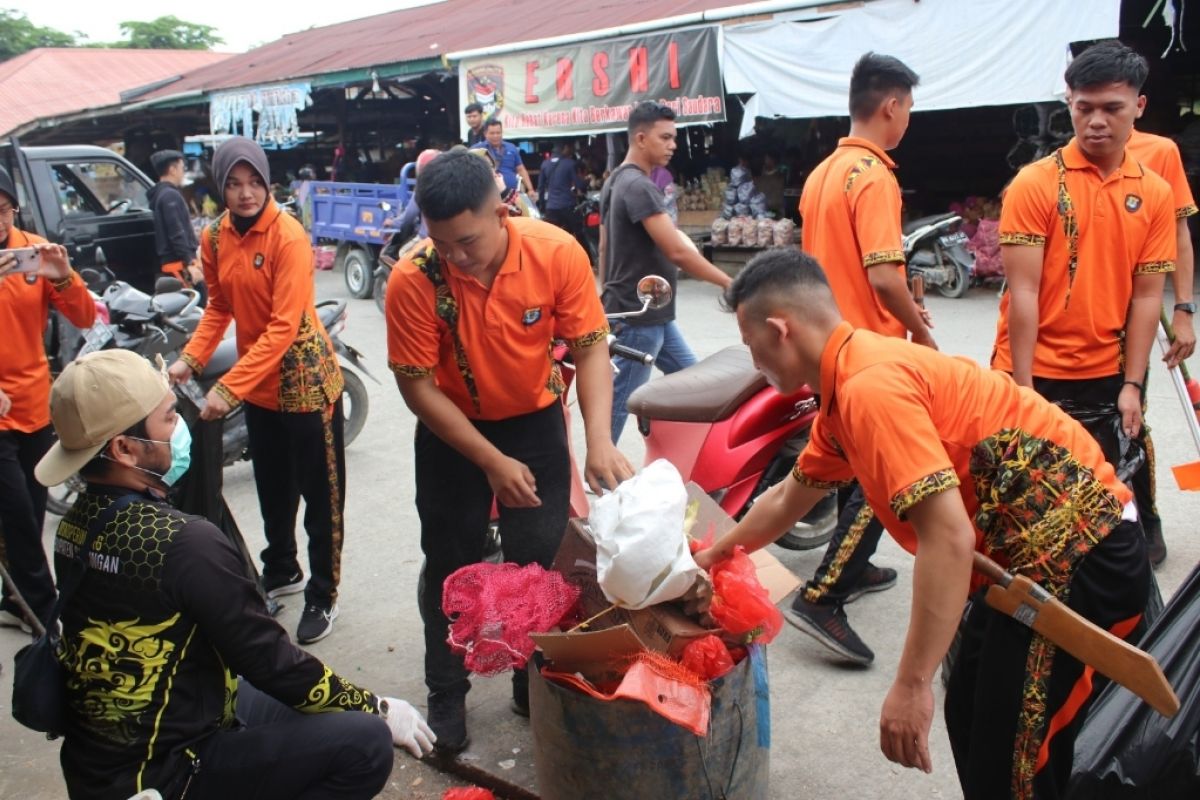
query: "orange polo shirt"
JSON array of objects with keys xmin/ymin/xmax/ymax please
[
  {"xmin": 181, "ymin": 204, "xmax": 342, "ymax": 412},
  {"xmin": 796, "ymin": 322, "xmax": 1131, "ymax": 586},
  {"xmin": 386, "ymin": 216, "xmax": 608, "ymax": 421},
  {"xmin": 0, "ymin": 228, "xmax": 95, "ymax": 433},
  {"xmin": 992, "ymin": 138, "xmax": 1176, "ymax": 380},
  {"xmin": 799, "ymin": 137, "xmax": 907, "ymax": 338},
  {"xmin": 1127, "ymin": 129, "xmax": 1198, "ymax": 219}
]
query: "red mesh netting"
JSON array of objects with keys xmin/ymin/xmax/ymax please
[
  {"xmin": 709, "ymin": 546, "xmax": 783, "ymax": 644},
  {"xmin": 443, "ymin": 562, "xmax": 580, "ymax": 676},
  {"xmin": 443, "ymin": 789, "xmax": 496, "ymax": 800}
]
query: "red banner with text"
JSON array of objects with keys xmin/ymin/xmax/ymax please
[{"xmin": 457, "ymin": 26, "xmax": 725, "ymax": 138}]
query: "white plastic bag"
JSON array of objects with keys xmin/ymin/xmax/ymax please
[{"xmin": 589, "ymin": 460, "xmax": 701, "ymax": 610}]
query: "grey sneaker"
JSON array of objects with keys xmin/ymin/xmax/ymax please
[
  {"xmin": 262, "ymin": 570, "xmax": 305, "ymax": 599},
  {"xmin": 845, "ymin": 564, "xmax": 898, "ymax": 603},
  {"xmin": 785, "ymin": 597, "xmax": 874, "ymax": 665},
  {"xmin": 297, "ymin": 603, "xmax": 338, "ymax": 644}
]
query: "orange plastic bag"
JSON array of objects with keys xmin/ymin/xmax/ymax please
[
  {"xmin": 682, "ymin": 634, "xmax": 735, "ymax": 680},
  {"xmin": 709, "ymin": 546, "xmax": 783, "ymax": 644},
  {"xmin": 543, "ymin": 652, "xmax": 711, "ymax": 736},
  {"xmin": 443, "ymin": 789, "xmax": 495, "ymax": 800}
]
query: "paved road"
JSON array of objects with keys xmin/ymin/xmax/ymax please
[{"xmin": 3, "ymin": 265, "xmax": 1198, "ymax": 799}]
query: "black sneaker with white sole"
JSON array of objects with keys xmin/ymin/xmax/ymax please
[
  {"xmin": 785, "ymin": 597, "xmax": 874, "ymax": 665},
  {"xmin": 844, "ymin": 564, "xmax": 898, "ymax": 603},
  {"xmin": 296, "ymin": 603, "xmax": 338, "ymax": 644},
  {"xmin": 262, "ymin": 570, "xmax": 305, "ymax": 599}
]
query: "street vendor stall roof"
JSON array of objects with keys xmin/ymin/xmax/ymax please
[
  {"xmin": 0, "ymin": 48, "xmax": 230, "ymax": 137},
  {"xmin": 133, "ymin": 0, "xmax": 834, "ymax": 103},
  {"xmin": 723, "ymin": 0, "xmax": 1123, "ymax": 138}
]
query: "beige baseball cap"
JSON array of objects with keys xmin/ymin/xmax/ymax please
[{"xmin": 36, "ymin": 350, "xmax": 171, "ymax": 487}]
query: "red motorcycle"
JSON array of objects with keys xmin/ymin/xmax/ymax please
[{"xmin": 625, "ymin": 327, "xmax": 837, "ymax": 551}]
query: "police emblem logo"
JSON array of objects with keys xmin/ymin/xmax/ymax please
[
  {"xmin": 1125, "ymin": 194, "xmax": 1143, "ymax": 213},
  {"xmin": 253, "ymin": 253, "xmax": 265, "ymax": 268},
  {"xmin": 522, "ymin": 307, "xmax": 542, "ymax": 325}
]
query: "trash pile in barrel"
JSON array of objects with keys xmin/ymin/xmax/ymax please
[{"xmin": 442, "ymin": 460, "xmax": 796, "ymax": 734}]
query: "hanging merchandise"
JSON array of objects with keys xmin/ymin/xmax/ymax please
[{"xmin": 209, "ymin": 83, "xmax": 313, "ymax": 149}]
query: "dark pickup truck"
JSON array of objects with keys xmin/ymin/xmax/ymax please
[{"xmin": 1, "ymin": 141, "xmax": 160, "ymax": 293}]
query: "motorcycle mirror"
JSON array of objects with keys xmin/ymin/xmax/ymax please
[{"xmin": 636, "ymin": 275, "xmax": 673, "ymax": 310}]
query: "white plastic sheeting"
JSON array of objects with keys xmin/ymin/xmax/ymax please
[{"xmin": 722, "ymin": 0, "xmax": 1121, "ymax": 137}]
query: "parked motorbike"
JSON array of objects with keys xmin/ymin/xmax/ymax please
[
  {"xmin": 902, "ymin": 212, "xmax": 975, "ymax": 299},
  {"xmin": 625, "ymin": 290, "xmax": 838, "ymax": 551},
  {"xmin": 46, "ymin": 292, "xmax": 378, "ymax": 516},
  {"xmin": 576, "ymin": 190, "xmax": 601, "ymax": 267}
]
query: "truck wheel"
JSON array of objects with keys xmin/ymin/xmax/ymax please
[
  {"xmin": 343, "ymin": 249, "xmax": 374, "ymax": 299},
  {"xmin": 341, "ymin": 369, "xmax": 369, "ymax": 447}
]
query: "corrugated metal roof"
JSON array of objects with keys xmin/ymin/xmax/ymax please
[
  {"xmin": 142, "ymin": 0, "xmax": 744, "ymax": 99},
  {"xmin": 0, "ymin": 48, "xmax": 230, "ymax": 135}
]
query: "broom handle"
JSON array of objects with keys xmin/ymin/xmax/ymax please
[
  {"xmin": 1161, "ymin": 308, "xmax": 1193, "ymax": 382},
  {"xmin": 1157, "ymin": 321, "xmax": 1200, "ymax": 457}
]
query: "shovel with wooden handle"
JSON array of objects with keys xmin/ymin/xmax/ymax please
[
  {"xmin": 1155, "ymin": 315, "xmax": 1200, "ymax": 489},
  {"xmin": 973, "ymin": 551, "xmax": 1179, "ymax": 718}
]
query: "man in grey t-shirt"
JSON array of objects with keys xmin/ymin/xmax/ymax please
[{"xmin": 600, "ymin": 102, "xmax": 732, "ymax": 443}]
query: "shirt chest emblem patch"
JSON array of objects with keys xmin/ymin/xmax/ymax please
[
  {"xmin": 253, "ymin": 253, "xmax": 265, "ymax": 269},
  {"xmin": 522, "ymin": 307, "xmax": 542, "ymax": 325},
  {"xmin": 1125, "ymin": 194, "xmax": 1143, "ymax": 213}
]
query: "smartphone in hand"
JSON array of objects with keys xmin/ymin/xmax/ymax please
[{"xmin": 0, "ymin": 247, "xmax": 42, "ymax": 274}]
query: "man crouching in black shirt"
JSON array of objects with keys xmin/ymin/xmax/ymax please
[{"xmin": 33, "ymin": 350, "xmax": 434, "ymax": 800}]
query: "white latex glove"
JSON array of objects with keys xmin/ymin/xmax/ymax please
[{"xmin": 380, "ymin": 697, "xmax": 436, "ymax": 757}]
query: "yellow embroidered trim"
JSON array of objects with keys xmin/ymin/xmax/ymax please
[
  {"xmin": 890, "ymin": 469, "xmax": 960, "ymax": 519},
  {"xmin": 180, "ymin": 353, "xmax": 204, "ymax": 374},
  {"xmin": 213, "ymin": 383, "xmax": 241, "ymax": 409},
  {"xmin": 567, "ymin": 326, "xmax": 610, "ymax": 350},
  {"xmin": 1177, "ymin": 204, "xmax": 1198, "ymax": 219},
  {"xmin": 51, "ymin": 270, "xmax": 76, "ymax": 292},
  {"xmin": 1053, "ymin": 149, "xmax": 1080, "ymax": 308},
  {"xmin": 791, "ymin": 461, "xmax": 852, "ymax": 490},
  {"xmin": 998, "ymin": 232, "xmax": 1047, "ymax": 246},
  {"xmin": 1134, "ymin": 260, "xmax": 1175, "ymax": 275},
  {"xmin": 863, "ymin": 250, "xmax": 905, "ymax": 268},
  {"xmin": 803, "ymin": 502, "xmax": 876, "ymax": 603},
  {"xmin": 389, "ymin": 362, "xmax": 434, "ymax": 378},
  {"xmin": 844, "ymin": 155, "xmax": 881, "ymax": 193}
]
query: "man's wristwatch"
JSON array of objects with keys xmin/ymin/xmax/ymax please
[{"xmin": 1174, "ymin": 302, "xmax": 1197, "ymax": 314}]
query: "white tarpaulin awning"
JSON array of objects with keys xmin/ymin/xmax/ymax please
[{"xmin": 723, "ymin": 0, "xmax": 1122, "ymax": 138}]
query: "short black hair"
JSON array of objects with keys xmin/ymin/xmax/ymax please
[
  {"xmin": 150, "ymin": 149, "xmax": 184, "ymax": 178},
  {"xmin": 628, "ymin": 101, "xmax": 676, "ymax": 136},
  {"xmin": 1065, "ymin": 40, "xmax": 1149, "ymax": 92},
  {"xmin": 415, "ymin": 148, "xmax": 499, "ymax": 221},
  {"xmin": 848, "ymin": 52, "xmax": 920, "ymax": 120},
  {"xmin": 78, "ymin": 418, "xmax": 150, "ymax": 481},
  {"xmin": 722, "ymin": 247, "xmax": 830, "ymax": 313},
  {"xmin": 484, "ymin": 118, "xmax": 503, "ymax": 132},
  {"xmin": 464, "ymin": 102, "xmax": 484, "ymax": 115}
]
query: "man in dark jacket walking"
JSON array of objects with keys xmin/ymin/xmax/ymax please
[{"xmin": 148, "ymin": 149, "xmax": 203, "ymax": 300}]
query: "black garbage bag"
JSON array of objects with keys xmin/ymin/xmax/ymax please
[
  {"xmin": 1053, "ymin": 399, "xmax": 1145, "ymax": 484},
  {"xmin": 1066, "ymin": 563, "xmax": 1200, "ymax": 798}
]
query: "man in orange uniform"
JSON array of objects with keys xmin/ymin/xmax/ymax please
[
  {"xmin": 698, "ymin": 248, "xmax": 1149, "ymax": 799},
  {"xmin": 992, "ymin": 42, "xmax": 1175, "ymax": 562},
  {"xmin": 0, "ymin": 164, "xmax": 96, "ymax": 629},
  {"xmin": 386, "ymin": 149, "xmax": 632, "ymax": 752},
  {"xmin": 790, "ymin": 52, "xmax": 934, "ymax": 665},
  {"xmin": 1122, "ymin": 123, "xmax": 1197, "ymax": 565}
]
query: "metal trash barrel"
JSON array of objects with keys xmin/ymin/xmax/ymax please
[{"xmin": 529, "ymin": 651, "xmax": 769, "ymax": 799}]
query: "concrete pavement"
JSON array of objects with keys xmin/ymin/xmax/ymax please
[{"xmin": 3, "ymin": 266, "xmax": 1199, "ymax": 799}]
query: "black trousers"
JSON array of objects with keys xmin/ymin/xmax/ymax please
[
  {"xmin": 187, "ymin": 681, "xmax": 392, "ymax": 800},
  {"xmin": 415, "ymin": 403, "xmax": 570, "ymax": 695},
  {"xmin": 543, "ymin": 206, "xmax": 580, "ymax": 238},
  {"xmin": 801, "ymin": 483, "xmax": 885, "ymax": 605},
  {"xmin": 0, "ymin": 426, "xmax": 56, "ymax": 623},
  {"xmin": 244, "ymin": 401, "xmax": 345, "ymax": 608},
  {"xmin": 944, "ymin": 520, "xmax": 1149, "ymax": 799}
]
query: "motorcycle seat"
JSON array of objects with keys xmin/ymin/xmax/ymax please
[
  {"xmin": 200, "ymin": 339, "xmax": 238, "ymax": 381},
  {"xmin": 153, "ymin": 291, "xmax": 191, "ymax": 317},
  {"xmin": 902, "ymin": 212, "xmax": 958, "ymax": 236},
  {"xmin": 627, "ymin": 345, "xmax": 767, "ymax": 423}
]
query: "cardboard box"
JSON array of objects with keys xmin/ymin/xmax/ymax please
[{"xmin": 534, "ymin": 482, "xmax": 800, "ymax": 678}]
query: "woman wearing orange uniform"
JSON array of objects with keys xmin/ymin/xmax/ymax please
[{"xmin": 168, "ymin": 137, "xmax": 346, "ymax": 645}]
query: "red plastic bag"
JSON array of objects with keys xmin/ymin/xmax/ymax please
[
  {"xmin": 708, "ymin": 546, "xmax": 783, "ymax": 644},
  {"xmin": 681, "ymin": 634, "xmax": 735, "ymax": 680},
  {"xmin": 443, "ymin": 789, "xmax": 496, "ymax": 800}
]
